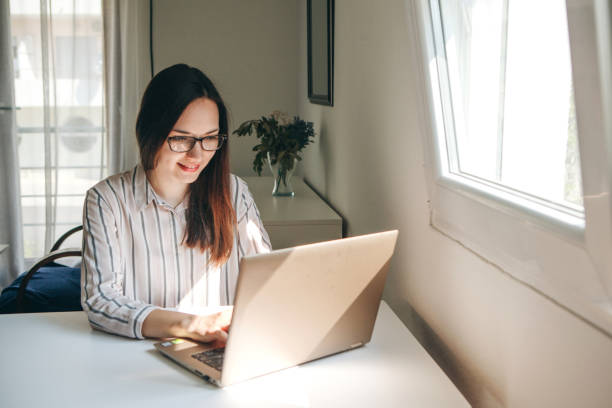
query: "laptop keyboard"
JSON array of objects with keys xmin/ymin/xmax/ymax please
[{"xmin": 191, "ymin": 348, "xmax": 225, "ymax": 371}]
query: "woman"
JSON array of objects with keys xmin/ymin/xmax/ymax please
[{"xmin": 81, "ymin": 64, "xmax": 271, "ymax": 343}]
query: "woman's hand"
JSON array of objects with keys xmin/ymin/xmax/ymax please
[
  {"xmin": 142, "ymin": 308, "xmax": 233, "ymax": 344},
  {"xmin": 173, "ymin": 309, "xmax": 233, "ymax": 343}
]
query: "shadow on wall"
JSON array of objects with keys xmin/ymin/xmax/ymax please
[{"xmin": 302, "ymin": 109, "xmax": 350, "ymax": 236}]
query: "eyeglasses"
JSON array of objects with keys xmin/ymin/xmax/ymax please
[{"xmin": 167, "ymin": 134, "xmax": 227, "ymax": 152}]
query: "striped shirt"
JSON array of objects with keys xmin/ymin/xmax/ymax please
[{"xmin": 81, "ymin": 165, "xmax": 271, "ymax": 339}]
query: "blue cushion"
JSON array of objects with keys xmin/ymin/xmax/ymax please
[{"xmin": 0, "ymin": 263, "xmax": 82, "ymax": 313}]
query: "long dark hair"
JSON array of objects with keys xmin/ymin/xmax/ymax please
[{"xmin": 135, "ymin": 63, "xmax": 235, "ymax": 265}]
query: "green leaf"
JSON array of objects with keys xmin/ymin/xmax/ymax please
[{"xmin": 233, "ymin": 112, "xmax": 316, "ymax": 174}]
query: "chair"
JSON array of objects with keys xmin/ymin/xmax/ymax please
[{"xmin": 0, "ymin": 225, "xmax": 83, "ymax": 313}]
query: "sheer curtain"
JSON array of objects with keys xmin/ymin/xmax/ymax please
[
  {"xmin": 0, "ymin": 0, "xmax": 24, "ymax": 288},
  {"xmin": 8, "ymin": 0, "xmax": 105, "ymax": 267},
  {"xmin": 103, "ymin": 0, "xmax": 151, "ymax": 174}
]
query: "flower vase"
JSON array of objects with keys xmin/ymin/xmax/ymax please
[{"xmin": 267, "ymin": 152, "xmax": 296, "ymax": 197}]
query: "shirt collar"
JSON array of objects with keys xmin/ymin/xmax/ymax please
[{"xmin": 133, "ymin": 164, "xmax": 189, "ymax": 212}]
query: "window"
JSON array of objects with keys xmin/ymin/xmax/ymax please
[
  {"xmin": 430, "ymin": 0, "xmax": 583, "ymax": 224},
  {"xmin": 10, "ymin": 0, "xmax": 105, "ymax": 259},
  {"xmin": 415, "ymin": 0, "xmax": 612, "ymax": 333}
]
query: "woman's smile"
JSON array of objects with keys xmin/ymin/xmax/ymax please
[{"xmin": 178, "ymin": 162, "xmax": 200, "ymax": 172}]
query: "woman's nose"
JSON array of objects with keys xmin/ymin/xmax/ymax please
[{"xmin": 186, "ymin": 142, "xmax": 205, "ymax": 158}]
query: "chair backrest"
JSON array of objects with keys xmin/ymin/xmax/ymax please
[
  {"xmin": 14, "ymin": 226, "xmax": 83, "ymax": 313},
  {"xmin": 50, "ymin": 225, "xmax": 83, "ymax": 251}
]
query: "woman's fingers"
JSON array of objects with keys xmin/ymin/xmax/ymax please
[
  {"xmin": 193, "ymin": 327, "xmax": 228, "ymax": 344},
  {"xmin": 213, "ymin": 329, "xmax": 228, "ymax": 342},
  {"xmin": 171, "ymin": 309, "xmax": 233, "ymax": 343},
  {"xmin": 181, "ymin": 313, "xmax": 230, "ymax": 343}
]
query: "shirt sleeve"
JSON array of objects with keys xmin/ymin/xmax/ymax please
[
  {"xmin": 234, "ymin": 176, "xmax": 272, "ymax": 257},
  {"xmin": 80, "ymin": 186, "xmax": 157, "ymax": 339}
]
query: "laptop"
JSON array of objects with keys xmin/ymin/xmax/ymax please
[{"xmin": 154, "ymin": 230, "xmax": 398, "ymax": 387}]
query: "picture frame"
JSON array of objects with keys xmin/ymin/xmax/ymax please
[{"xmin": 307, "ymin": 0, "xmax": 334, "ymax": 106}]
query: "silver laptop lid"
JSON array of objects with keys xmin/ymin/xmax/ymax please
[{"xmin": 221, "ymin": 230, "xmax": 398, "ymax": 386}]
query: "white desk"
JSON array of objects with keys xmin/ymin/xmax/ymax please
[
  {"xmin": 245, "ymin": 177, "xmax": 342, "ymax": 249},
  {"xmin": 0, "ymin": 302, "xmax": 468, "ymax": 407}
]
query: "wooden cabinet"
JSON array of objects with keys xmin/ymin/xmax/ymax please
[{"xmin": 244, "ymin": 177, "xmax": 342, "ymax": 249}]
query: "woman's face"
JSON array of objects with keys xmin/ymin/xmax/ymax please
[{"xmin": 152, "ymin": 97, "xmax": 220, "ymax": 187}]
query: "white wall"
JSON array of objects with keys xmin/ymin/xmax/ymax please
[
  {"xmin": 153, "ymin": 0, "xmax": 298, "ymax": 177},
  {"xmin": 297, "ymin": 1, "xmax": 612, "ymax": 407}
]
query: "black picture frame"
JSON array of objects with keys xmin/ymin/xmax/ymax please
[{"xmin": 307, "ymin": 0, "xmax": 334, "ymax": 106}]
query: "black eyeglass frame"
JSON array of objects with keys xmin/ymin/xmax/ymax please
[{"xmin": 167, "ymin": 134, "xmax": 228, "ymax": 152}]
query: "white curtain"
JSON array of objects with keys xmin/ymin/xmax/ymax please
[
  {"xmin": 103, "ymin": 0, "xmax": 151, "ymax": 174},
  {"xmin": 3, "ymin": 0, "xmax": 105, "ymax": 279},
  {"xmin": 0, "ymin": 0, "xmax": 24, "ymax": 288}
]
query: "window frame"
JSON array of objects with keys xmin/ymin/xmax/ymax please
[{"xmin": 413, "ymin": 0, "xmax": 612, "ymax": 334}]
